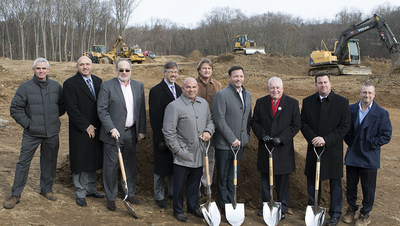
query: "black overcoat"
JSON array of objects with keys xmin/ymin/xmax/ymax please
[
  {"xmin": 63, "ymin": 72, "xmax": 103, "ymax": 174},
  {"xmin": 149, "ymin": 80, "xmax": 182, "ymax": 176},
  {"xmin": 251, "ymin": 94, "xmax": 300, "ymax": 174},
  {"xmin": 301, "ymin": 91, "xmax": 350, "ymax": 180}
]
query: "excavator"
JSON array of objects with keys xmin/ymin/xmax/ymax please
[
  {"xmin": 85, "ymin": 35, "xmax": 145, "ymax": 64},
  {"xmin": 309, "ymin": 14, "xmax": 400, "ymax": 76},
  {"xmin": 234, "ymin": 34, "xmax": 266, "ymax": 55}
]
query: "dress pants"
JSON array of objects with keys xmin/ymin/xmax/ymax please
[
  {"xmin": 200, "ymin": 145, "xmax": 215, "ymax": 194},
  {"xmin": 261, "ymin": 173, "xmax": 289, "ymax": 213},
  {"xmin": 173, "ymin": 164, "xmax": 203, "ymax": 214},
  {"xmin": 103, "ymin": 128, "xmax": 137, "ymax": 201},
  {"xmin": 346, "ymin": 165, "xmax": 377, "ymax": 215},
  {"xmin": 154, "ymin": 173, "xmax": 174, "ymax": 201},
  {"xmin": 307, "ymin": 176, "xmax": 342, "ymax": 218},
  {"xmin": 215, "ymin": 147, "xmax": 244, "ymax": 211},
  {"xmin": 11, "ymin": 133, "xmax": 59, "ymax": 197},
  {"xmin": 73, "ymin": 171, "xmax": 98, "ymax": 198}
]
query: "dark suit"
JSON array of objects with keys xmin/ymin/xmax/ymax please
[
  {"xmin": 97, "ymin": 78, "xmax": 146, "ymax": 201},
  {"xmin": 251, "ymin": 94, "xmax": 300, "ymax": 213},
  {"xmin": 301, "ymin": 91, "xmax": 350, "ymax": 219},
  {"xmin": 63, "ymin": 72, "xmax": 103, "ymax": 198},
  {"xmin": 149, "ymin": 79, "xmax": 182, "ymax": 201},
  {"xmin": 344, "ymin": 101, "xmax": 391, "ymax": 215}
]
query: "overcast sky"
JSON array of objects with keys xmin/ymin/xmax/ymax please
[{"xmin": 129, "ymin": 0, "xmax": 398, "ymax": 28}]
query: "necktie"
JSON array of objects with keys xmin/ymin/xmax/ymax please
[
  {"xmin": 170, "ymin": 85, "xmax": 177, "ymax": 99},
  {"xmin": 86, "ymin": 79, "xmax": 96, "ymax": 99}
]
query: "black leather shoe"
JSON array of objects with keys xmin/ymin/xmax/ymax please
[
  {"xmin": 281, "ymin": 212, "xmax": 286, "ymax": 220},
  {"xmin": 107, "ymin": 200, "xmax": 116, "ymax": 211},
  {"xmin": 257, "ymin": 209, "xmax": 263, "ymax": 216},
  {"xmin": 125, "ymin": 196, "xmax": 141, "ymax": 204},
  {"xmin": 76, "ymin": 198, "xmax": 87, "ymax": 207},
  {"xmin": 188, "ymin": 208, "xmax": 203, "ymax": 218},
  {"xmin": 87, "ymin": 192, "xmax": 105, "ymax": 198},
  {"xmin": 326, "ymin": 217, "xmax": 339, "ymax": 226},
  {"xmin": 173, "ymin": 212, "xmax": 188, "ymax": 222},
  {"xmin": 155, "ymin": 199, "xmax": 169, "ymax": 208}
]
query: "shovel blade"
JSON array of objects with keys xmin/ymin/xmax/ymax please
[
  {"xmin": 123, "ymin": 200, "xmax": 139, "ymax": 219},
  {"xmin": 201, "ymin": 201, "xmax": 221, "ymax": 226},
  {"xmin": 305, "ymin": 205, "xmax": 326, "ymax": 226},
  {"xmin": 225, "ymin": 203, "xmax": 245, "ymax": 226},
  {"xmin": 263, "ymin": 201, "xmax": 282, "ymax": 226}
]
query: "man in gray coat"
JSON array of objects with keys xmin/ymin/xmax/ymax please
[
  {"xmin": 163, "ymin": 78, "xmax": 215, "ymax": 222},
  {"xmin": 97, "ymin": 59, "xmax": 146, "ymax": 211},
  {"xmin": 213, "ymin": 66, "xmax": 252, "ymax": 213},
  {"xmin": 4, "ymin": 58, "xmax": 65, "ymax": 209}
]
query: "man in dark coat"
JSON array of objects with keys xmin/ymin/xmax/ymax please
[
  {"xmin": 251, "ymin": 77, "xmax": 300, "ymax": 220},
  {"xmin": 301, "ymin": 72, "xmax": 350, "ymax": 226},
  {"xmin": 3, "ymin": 58, "xmax": 65, "ymax": 209},
  {"xmin": 342, "ymin": 82, "xmax": 391, "ymax": 226},
  {"xmin": 63, "ymin": 56, "xmax": 104, "ymax": 207},
  {"xmin": 149, "ymin": 62, "xmax": 182, "ymax": 209}
]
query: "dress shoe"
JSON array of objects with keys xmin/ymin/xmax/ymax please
[
  {"xmin": 188, "ymin": 208, "xmax": 203, "ymax": 218},
  {"xmin": 326, "ymin": 217, "xmax": 339, "ymax": 226},
  {"xmin": 3, "ymin": 196, "xmax": 20, "ymax": 209},
  {"xmin": 281, "ymin": 212, "xmax": 286, "ymax": 220},
  {"xmin": 107, "ymin": 200, "xmax": 116, "ymax": 211},
  {"xmin": 155, "ymin": 199, "xmax": 169, "ymax": 208},
  {"xmin": 87, "ymin": 192, "xmax": 105, "ymax": 198},
  {"xmin": 40, "ymin": 191, "xmax": 57, "ymax": 201},
  {"xmin": 173, "ymin": 212, "xmax": 188, "ymax": 222},
  {"xmin": 125, "ymin": 196, "xmax": 141, "ymax": 204},
  {"xmin": 257, "ymin": 209, "xmax": 263, "ymax": 216},
  {"xmin": 76, "ymin": 198, "xmax": 87, "ymax": 207}
]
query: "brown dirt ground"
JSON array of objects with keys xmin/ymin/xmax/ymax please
[{"xmin": 0, "ymin": 53, "xmax": 399, "ymax": 225}]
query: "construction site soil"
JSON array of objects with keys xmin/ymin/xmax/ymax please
[{"xmin": 0, "ymin": 52, "xmax": 399, "ymax": 225}]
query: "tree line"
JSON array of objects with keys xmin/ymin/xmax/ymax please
[{"xmin": 1, "ymin": 0, "xmax": 400, "ymax": 62}]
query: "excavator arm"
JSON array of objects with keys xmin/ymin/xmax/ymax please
[{"xmin": 334, "ymin": 14, "xmax": 399, "ymax": 63}]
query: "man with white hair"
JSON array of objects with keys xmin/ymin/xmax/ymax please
[{"xmin": 251, "ymin": 77, "xmax": 301, "ymax": 220}]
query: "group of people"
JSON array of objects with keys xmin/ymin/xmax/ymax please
[{"xmin": 3, "ymin": 56, "xmax": 392, "ymax": 226}]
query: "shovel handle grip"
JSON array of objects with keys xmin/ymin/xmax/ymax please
[
  {"xmin": 233, "ymin": 159, "xmax": 237, "ymax": 186},
  {"xmin": 205, "ymin": 155, "xmax": 211, "ymax": 186},
  {"xmin": 118, "ymin": 151, "xmax": 127, "ymax": 181}
]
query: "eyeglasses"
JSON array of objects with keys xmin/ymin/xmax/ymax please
[
  {"xmin": 35, "ymin": 67, "xmax": 47, "ymax": 70},
  {"xmin": 166, "ymin": 70, "xmax": 178, "ymax": 74},
  {"xmin": 119, "ymin": 69, "xmax": 131, "ymax": 72}
]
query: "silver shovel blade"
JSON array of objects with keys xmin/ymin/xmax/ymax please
[
  {"xmin": 305, "ymin": 205, "xmax": 326, "ymax": 226},
  {"xmin": 263, "ymin": 201, "xmax": 281, "ymax": 226},
  {"xmin": 123, "ymin": 197, "xmax": 139, "ymax": 219},
  {"xmin": 225, "ymin": 203, "xmax": 245, "ymax": 226},
  {"xmin": 201, "ymin": 201, "xmax": 221, "ymax": 226}
]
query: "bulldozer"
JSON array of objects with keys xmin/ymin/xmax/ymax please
[
  {"xmin": 309, "ymin": 14, "xmax": 400, "ymax": 76},
  {"xmin": 234, "ymin": 34, "xmax": 266, "ymax": 55},
  {"xmin": 84, "ymin": 35, "xmax": 145, "ymax": 64}
]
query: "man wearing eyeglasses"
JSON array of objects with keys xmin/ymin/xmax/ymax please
[
  {"xmin": 149, "ymin": 62, "xmax": 182, "ymax": 209},
  {"xmin": 97, "ymin": 59, "xmax": 146, "ymax": 211},
  {"xmin": 4, "ymin": 58, "xmax": 65, "ymax": 209}
]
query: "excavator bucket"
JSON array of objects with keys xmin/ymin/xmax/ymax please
[{"xmin": 390, "ymin": 52, "xmax": 400, "ymax": 74}]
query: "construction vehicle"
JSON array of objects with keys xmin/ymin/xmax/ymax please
[
  {"xmin": 84, "ymin": 35, "xmax": 145, "ymax": 64},
  {"xmin": 309, "ymin": 14, "xmax": 400, "ymax": 76},
  {"xmin": 234, "ymin": 34, "xmax": 266, "ymax": 55}
]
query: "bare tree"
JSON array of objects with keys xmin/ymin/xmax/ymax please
[
  {"xmin": 111, "ymin": 0, "xmax": 141, "ymax": 36},
  {"xmin": 10, "ymin": 0, "xmax": 32, "ymax": 60},
  {"xmin": 0, "ymin": 0, "xmax": 13, "ymax": 59}
]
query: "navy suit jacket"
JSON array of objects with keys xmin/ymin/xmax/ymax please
[{"xmin": 344, "ymin": 101, "xmax": 392, "ymax": 169}]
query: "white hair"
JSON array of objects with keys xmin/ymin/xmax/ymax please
[
  {"xmin": 33, "ymin": 58, "xmax": 49, "ymax": 68},
  {"xmin": 268, "ymin": 77, "xmax": 283, "ymax": 88}
]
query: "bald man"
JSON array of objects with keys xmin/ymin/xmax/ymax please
[
  {"xmin": 162, "ymin": 78, "xmax": 215, "ymax": 222},
  {"xmin": 63, "ymin": 56, "xmax": 104, "ymax": 207}
]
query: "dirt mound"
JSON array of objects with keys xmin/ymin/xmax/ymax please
[
  {"xmin": 186, "ymin": 49, "xmax": 203, "ymax": 61},
  {"xmin": 214, "ymin": 53, "xmax": 236, "ymax": 63}
]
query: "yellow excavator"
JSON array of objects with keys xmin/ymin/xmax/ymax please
[
  {"xmin": 234, "ymin": 34, "xmax": 266, "ymax": 55},
  {"xmin": 84, "ymin": 35, "xmax": 145, "ymax": 64},
  {"xmin": 309, "ymin": 14, "xmax": 400, "ymax": 76}
]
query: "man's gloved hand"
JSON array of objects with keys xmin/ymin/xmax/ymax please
[
  {"xmin": 272, "ymin": 137, "xmax": 282, "ymax": 145},
  {"xmin": 158, "ymin": 141, "xmax": 167, "ymax": 151},
  {"xmin": 262, "ymin": 135, "xmax": 272, "ymax": 143}
]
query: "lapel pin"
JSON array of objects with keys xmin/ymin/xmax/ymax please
[{"xmin": 278, "ymin": 107, "xmax": 282, "ymax": 111}]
